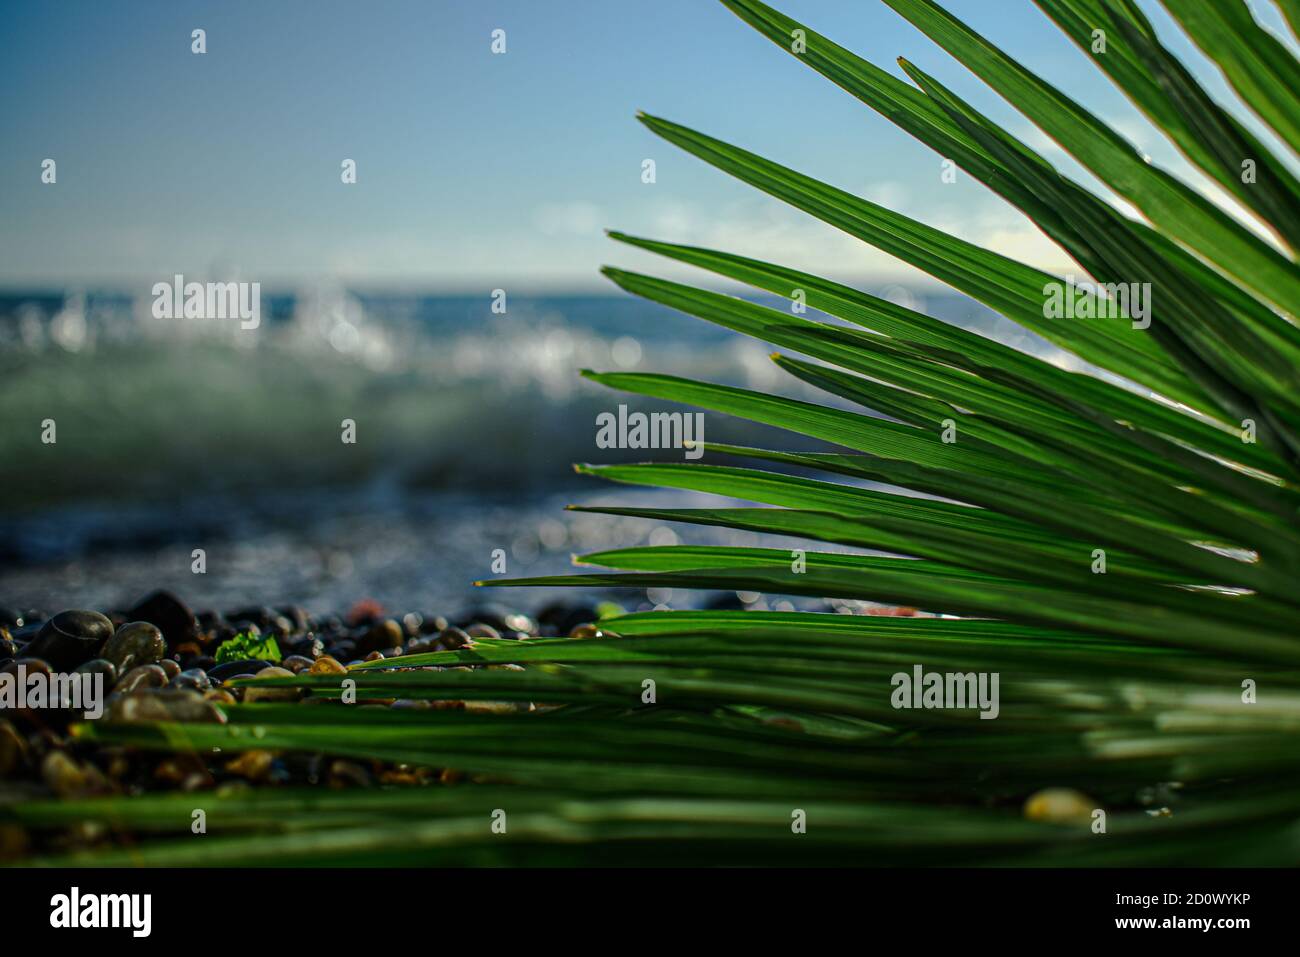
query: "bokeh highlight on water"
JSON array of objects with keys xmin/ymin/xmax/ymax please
[{"xmin": 0, "ymin": 286, "xmax": 1063, "ymax": 616}]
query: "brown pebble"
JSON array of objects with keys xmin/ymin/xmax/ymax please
[
  {"xmin": 101, "ymin": 621, "xmax": 166, "ymax": 674},
  {"xmin": 152, "ymin": 758, "xmax": 188, "ymax": 785},
  {"xmin": 1024, "ymin": 788, "xmax": 1097, "ymax": 825},
  {"xmin": 0, "ymin": 658, "xmax": 51, "ymax": 680},
  {"xmin": 282, "ymin": 654, "xmax": 314, "ymax": 673},
  {"xmin": 116, "ymin": 664, "xmax": 168, "ymax": 693},
  {"xmin": 465, "ymin": 623, "xmax": 501, "ymax": 640},
  {"xmin": 435, "ymin": 627, "xmax": 473, "ymax": 651},
  {"xmin": 181, "ymin": 771, "xmax": 213, "ymax": 792},
  {"xmin": 464, "ymin": 700, "xmax": 520, "ymax": 715},
  {"xmin": 242, "ymin": 666, "xmax": 300, "ymax": 703},
  {"xmin": 308, "ymin": 655, "xmax": 346, "ymax": 675},
  {"xmin": 225, "ymin": 749, "xmax": 275, "ymax": 782},
  {"xmin": 41, "ymin": 750, "xmax": 112, "ymax": 798},
  {"xmin": 328, "ymin": 759, "xmax": 372, "ymax": 788},
  {"xmin": 107, "ymin": 689, "xmax": 226, "ymax": 724},
  {"xmin": 357, "ymin": 619, "xmax": 404, "ymax": 656}
]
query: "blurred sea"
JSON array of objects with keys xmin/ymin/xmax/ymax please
[{"xmin": 0, "ymin": 286, "xmax": 1060, "ymax": 617}]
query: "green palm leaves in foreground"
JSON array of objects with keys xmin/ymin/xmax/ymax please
[{"xmin": 10, "ymin": 0, "xmax": 1300, "ymax": 866}]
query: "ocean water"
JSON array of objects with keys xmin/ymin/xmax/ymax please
[{"xmin": 0, "ymin": 286, "xmax": 1055, "ymax": 616}]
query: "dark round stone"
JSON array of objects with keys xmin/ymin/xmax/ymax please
[
  {"xmin": 100, "ymin": 621, "xmax": 166, "ymax": 674},
  {"xmin": 537, "ymin": 602, "xmax": 598, "ymax": 637},
  {"xmin": 356, "ymin": 620, "xmax": 404, "ymax": 656},
  {"xmin": 116, "ymin": 664, "xmax": 168, "ymax": 693},
  {"xmin": 455, "ymin": 604, "xmax": 511, "ymax": 633},
  {"xmin": 418, "ymin": 614, "xmax": 449, "ymax": 635},
  {"xmin": 126, "ymin": 590, "xmax": 197, "ymax": 650},
  {"xmin": 435, "ymin": 626, "xmax": 473, "ymax": 651},
  {"xmin": 73, "ymin": 658, "xmax": 118, "ymax": 685},
  {"xmin": 0, "ymin": 657, "xmax": 51, "ymax": 680},
  {"xmin": 287, "ymin": 635, "xmax": 323, "ymax": 659},
  {"xmin": 207, "ymin": 659, "xmax": 276, "ymax": 682},
  {"xmin": 22, "ymin": 610, "xmax": 113, "ymax": 672},
  {"xmin": 171, "ymin": 668, "xmax": 211, "ymax": 692}
]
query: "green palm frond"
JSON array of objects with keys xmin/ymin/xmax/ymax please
[{"xmin": 8, "ymin": 0, "xmax": 1300, "ymax": 866}]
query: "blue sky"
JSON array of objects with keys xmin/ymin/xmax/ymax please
[{"xmin": 0, "ymin": 0, "xmax": 1293, "ymax": 290}]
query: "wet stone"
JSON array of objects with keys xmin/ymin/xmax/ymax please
[
  {"xmin": 21, "ymin": 610, "xmax": 113, "ymax": 672},
  {"xmin": 404, "ymin": 637, "xmax": 434, "ymax": 655},
  {"xmin": 242, "ymin": 666, "xmax": 300, "ymax": 703},
  {"xmin": 503, "ymin": 613, "xmax": 537, "ymax": 636},
  {"xmin": 207, "ymin": 659, "xmax": 275, "ymax": 683},
  {"xmin": 286, "ymin": 636, "xmax": 323, "ymax": 660},
  {"xmin": 537, "ymin": 601, "xmax": 598, "ymax": 637},
  {"xmin": 356, "ymin": 619, "xmax": 404, "ymax": 657},
  {"xmin": 1023, "ymin": 788, "xmax": 1096, "ymax": 825},
  {"xmin": 171, "ymin": 668, "xmax": 211, "ymax": 693},
  {"xmin": 41, "ymin": 750, "xmax": 112, "ymax": 798},
  {"xmin": 126, "ymin": 590, "xmax": 198, "ymax": 649},
  {"xmin": 418, "ymin": 615, "xmax": 449, "ymax": 635},
  {"xmin": 107, "ymin": 689, "xmax": 227, "ymax": 725},
  {"xmin": 73, "ymin": 659, "xmax": 118, "ymax": 686},
  {"xmin": 307, "ymin": 655, "xmax": 346, "ymax": 676},
  {"xmin": 1, "ymin": 658, "xmax": 51, "ymax": 680},
  {"xmin": 328, "ymin": 759, "xmax": 372, "ymax": 788},
  {"xmin": 435, "ymin": 626, "xmax": 473, "ymax": 651},
  {"xmin": 225, "ymin": 749, "xmax": 275, "ymax": 782},
  {"xmin": 115, "ymin": 664, "xmax": 168, "ymax": 694},
  {"xmin": 100, "ymin": 621, "xmax": 166, "ymax": 674}
]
